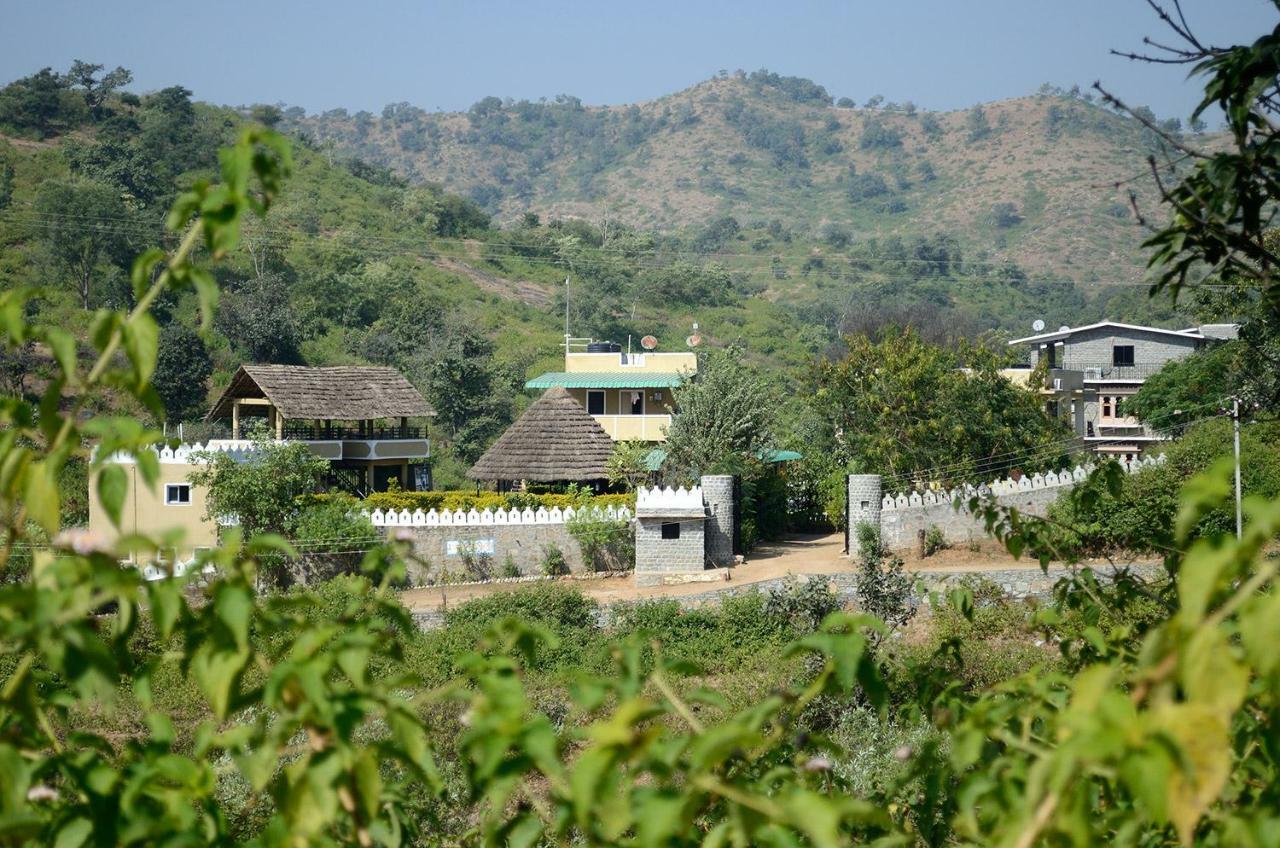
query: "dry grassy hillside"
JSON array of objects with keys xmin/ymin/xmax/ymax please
[{"xmin": 288, "ymin": 74, "xmax": 1206, "ymax": 287}]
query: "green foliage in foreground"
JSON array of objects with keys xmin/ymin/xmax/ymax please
[
  {"xmin": 6, "ymin": 76, "xmax": 1280, "ymax": 843},
  {"xmin": 1046, "ymin": 418, "xmax": 1280, "ymax": 555}
]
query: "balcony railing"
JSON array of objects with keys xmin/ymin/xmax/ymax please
[
  {"xmin": 592, "ymin": 414, "xmax": 672, "ymax": 441},
  {"xmin": 282, "ymin": 423, "xmax": 427, "ymax": 441},
  {"xmin": 1057, "ymin": 362, "xmax": 1165, "ymax": 380}
]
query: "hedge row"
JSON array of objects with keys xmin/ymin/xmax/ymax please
[{"xmin": 359, "ymin": 490, "xmax": 636, "ymax": 514}]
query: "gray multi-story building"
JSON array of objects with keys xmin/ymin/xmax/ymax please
[{"xmin": 1008, "ymin": 321, "xmax": 1237, "ymax": 459}]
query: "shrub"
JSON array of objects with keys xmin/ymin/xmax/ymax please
[
  {"xmin": 764, "ymin": 576, "xmax": 841, "ymax": 632},
  {"xmin": 541, "ymin": 543, "xmax": 568, "ymax": 576},
  {"xmin": 459, "ymin": 545, "xmax": 493, "ymax": 581},
  {"xmin": 567, "ymin": 513, "xmax": 634, "ymax": 572},
  {"xmin": 500, "ymin": 553, "xmax": 521, "ymax": 578},
  {"xmin": 922, "ymin": 525, "xmax": 949, "ymax": 557},
  {"xmin": 854, "ymin": 524, "xmax": 915, "ymax": 632}
]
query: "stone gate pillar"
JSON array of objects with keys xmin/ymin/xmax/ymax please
[
  {"xmin": 700, "ymin": 474, "xmax": 736, "ymax": 567},
  {"xmin": 847, "ymin": 474, "xmax": 883, "ymax": 556}
]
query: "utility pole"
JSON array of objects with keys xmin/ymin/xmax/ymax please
[{"xmin": 1233, "ymin": 396, "xmax": 1242, "ymax": 540}]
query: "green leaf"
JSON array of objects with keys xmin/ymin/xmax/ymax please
[
  {"xmin": 97, "ymin": 464, "xmax": 128, "ymax": 529},
  {"xmin": 191, "ymin": 645, "xmax": 250, "ymax": 720},
  {"xmin": 122, "ymin": 312, "xmax": 159, "ymax": 389},
  {"xmin": 43, "ymin": 328, "xmax": 78, "ymax": 384},
  {"xmin": 23, "ymin": 460, "xmax": 59, "ymax": 534},
  {"xmin": 53, "ymin": 818, "xmax": 92, "ymax": 848}
]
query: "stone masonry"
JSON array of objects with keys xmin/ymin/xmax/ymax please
[
  {"xmin": 854, "ymin": 457, "xmax": 1166, "ymax": 552},
  {"xmin": 701, "ymin": 475, "xmax": 736, "ymax": 567},
  {"xmin": 846, "ymin": 475, "xmax": 882, "ymax": 549},
  {"xmin": 634, "ymin": 485, "xmax": 707, "ymax": 587}
]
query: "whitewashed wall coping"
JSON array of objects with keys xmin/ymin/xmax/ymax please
[
  {"xmin": 881, "ymin": 455, "xmax": 1165, "ymax": 512},
  {"xmin": 636, "ymin": 485, "xmax": 705, "ymax": 518},
  {"xmin": 365, "ymin": 504, "xmax": 632, "ymax": 528},
  {"xmin": 96, "ymin": 440, "xmax": 262, "ymax": 466}
]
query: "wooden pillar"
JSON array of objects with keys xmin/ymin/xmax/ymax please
[
  {"xmin": 231, "ymin": 400, "xmax": 241, "ymax": 440},
  {"xmin": 401, "ymin": 461, "xmax": 409, "ymax": 489},
  {"xmin": 275, "ymin": 410, "xmax": 284, "ymax": 441},
  {"xmin": 400, "ymin": 416, "xmax": 408, "ymax": 438}
]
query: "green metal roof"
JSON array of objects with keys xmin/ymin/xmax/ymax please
[
  {"xmin": 642, "ymin": 448, "xmax": 803, "ymax": 472},
  {"xmin": 525, "ymin": 371, "xmax": 685, "ymax": 390}
]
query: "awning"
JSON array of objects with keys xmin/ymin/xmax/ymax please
[{"xmin": 526, "ymin": 371, "xmax": 685, "ymax": 390}]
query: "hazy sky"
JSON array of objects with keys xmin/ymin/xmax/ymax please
[{"xmin": 1, "ymin": 1, "xmax": 1274, "ymax": 118}]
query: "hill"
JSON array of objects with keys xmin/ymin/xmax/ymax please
[
  {"xmin": 284, "ymin": 71, "xmax": 1206, "ymax": 287},
  {"xmin": 0, "ymin": 64, "xmax": 1217, "ymax": 483}
]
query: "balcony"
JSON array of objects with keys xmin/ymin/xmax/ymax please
[
  {"xmin": 593, "ymin": 414, "xmax": 673, "ymax": 441},
  {"xmin": 1058, "ymin": 362, "xmax": 1165, "ymax": 381},
  {"xmin": 278, "ymin": 423, "xmax": 430, "ymax": 461}
]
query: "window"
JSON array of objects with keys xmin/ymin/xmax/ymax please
[
  {"xmin": 661, "ymin": 522, "xmax": 680, "ymax": 540},
  {"xmin": 1102, "ymin": 396, "xmax": 1113, "ymax": 418},
  {"xmin": 586, "ymin": 390, "xmax": 605, "ymax": 415},
  {"xmin": 625, "ymin": 390, "xmax": 644, "ymax": 415},
  {"xmin": 1113, "ymin": 345, "xmax": 1135, "ymax": 367},
  {"xmin": 165, "ymin": 484, "xmax": 191, "ymax": 505}
]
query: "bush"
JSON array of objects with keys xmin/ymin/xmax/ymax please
[
  {"xmin": 500, "ymin": 553, "xmax": 520, "ymax": 578},
  {"xmin": 922, "ymin": 525, "xmax": 949, "ymax": 557},
  {"xmin": 854, "ymin": 524, "xmax": 914, "ymax": 632},
  {"xmin": 764, "ymin": 576, "xmax": 841, "ymax": 632},
  {"xmin": 1045, "ymin": 419, "xmax": 1280, "ymax": 555},
  {"xmin": 567, "ymin": 513, "xmax": 634, "ymax": 572},
  {"xmin": 541, "ymin": 543, "xmax": 568, "ymax": 576}
]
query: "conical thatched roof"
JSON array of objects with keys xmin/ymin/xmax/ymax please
[{"xmin": 468, "ymin": 387, "xmax": 613, "ymax": 482}]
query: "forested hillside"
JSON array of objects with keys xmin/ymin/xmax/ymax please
[
  {"xmin": 0, "ymin": 63, "xmax": 1214, "ymax": 480},
  {"xmin": 285, "ymin": 70, "xmax": 1211, "ymax": 287}
]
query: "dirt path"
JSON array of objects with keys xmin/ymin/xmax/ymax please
[{"xmin": 398, "ymin": 532, "xmax": 1105, "ymax": 613}]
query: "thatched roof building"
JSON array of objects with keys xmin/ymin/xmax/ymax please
[
  {"xmin": 207, "ymin": 365, "xmax": 434, "ymax": 422},
  {"xmin": 468, "ymin": 387, "xmax": 613, "ymax": 483}
]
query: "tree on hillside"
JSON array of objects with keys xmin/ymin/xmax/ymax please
[
  {"xmin": 966, "ymin": 104, "xmax": 992, "ymax": 142},
  {"xmin": 67, "ymin": 60, "xmax": 132, "ymax": 119},
  {"xmin": 420, "ymin": 326, "xmax": 519, "ymax": 464},
  {"xmin": 807, "ymin": 327, "xmax": 1069, "ymax": 485},
  {"xmin": 216, "ymin": 274, "xmax": 302, "ymax": 364},
  {"xmin": 152, "ymin": 323, "xmax": 214, "ymax": 422},
  {"xmin": 34, "ymin": 179, "xmax": 134, "ymax": 309},
  {"xmin": 0, "ymin": 67, "xmax": 81, "ymax": 137},
  {"xmin": 662, "ymin": 348, "xmax": 776, "ymax": 482}
]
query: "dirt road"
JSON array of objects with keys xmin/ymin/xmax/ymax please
[{"xmin": 397, "ymin": 532, "xmax": 1079, "ymax": 613}]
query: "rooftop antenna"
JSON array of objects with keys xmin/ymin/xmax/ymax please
[{"xmin": 563, "ymin": 274, "xmax": 571, "ymax": 356}]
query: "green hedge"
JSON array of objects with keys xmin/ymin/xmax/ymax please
[{"xmin": 359, "ymin": 490, "xmax": 635, "ymax": 514}]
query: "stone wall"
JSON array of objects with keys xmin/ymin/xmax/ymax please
[
  {"xmin": 879, "ymin": 485, "xmax": 1064, "ymax": 550},
  {"xmin": 634, "ymin": 517, "xmax": 706, "ymax": 587},
  {"xmin": 702, "ymin": 475, "xmax": 736, "ymax": 566},
  {"xmin": 407, "ymin": 563, "xmax": 1166, "ymax": 630},
  {"xmin": 390, "ymin": 523, "xmax": 587, "ymax": 584},
  {"xmin": 864, "ymin": 456, "xmax": 1166, "ymax": 552}
]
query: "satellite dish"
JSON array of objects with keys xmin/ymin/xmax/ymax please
[
  {"xmin": 641, "ymin": 335, "xmax": 658, "ymax": 350},
  {"xmin": 686, "ymin": 334, "xmax": 702, "ymax": 348},
  {"xmin": 1058, "ymin": 325, "xmax": 1071, "ymax": 333},
  {"xmin": 1032, "ymin": 319, "xmax": 1046, "ymax": 332}
]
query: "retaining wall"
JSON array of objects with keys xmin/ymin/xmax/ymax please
[{"xmin": 406, "ymin": 563, "xmax": 1165, "ymax": 630}]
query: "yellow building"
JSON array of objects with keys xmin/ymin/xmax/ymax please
[
  {"xmin": 88, "ymin": 365, "xmax": 435, "ymax": 571},
  {"xmin": 525, "ymin": 342, "xmax": 698, "ymax": 442},
  {"xmin": 88, "ymin": 445, "xmax": 220, "ymax": 570}
]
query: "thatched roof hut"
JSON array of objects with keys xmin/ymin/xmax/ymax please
[
  {"xmin": 468, "ymin": 387, "xmax": 613, "ymax": 483},
  {"xmin": 207, "ymin": 365, "xmax": 433, "ymax": 421}
]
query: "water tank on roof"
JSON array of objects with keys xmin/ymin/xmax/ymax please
[{"xmin": 587, "ymin": 341, "xmax": 622, "ymax": 353}]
